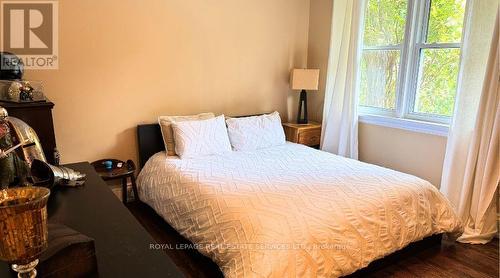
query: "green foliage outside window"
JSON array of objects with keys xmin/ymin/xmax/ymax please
[
  {"xmin": 363, "ymin": 0, "xmax": 407, "ymax": 46},
  {"xmin": 359, "ymin": 0, "xmax": 466, "ymax": 117}
]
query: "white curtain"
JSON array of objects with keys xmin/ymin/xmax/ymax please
[
  {"xmin": 440, "ymin": 8, "xmax": 499, "ymax": 244},
  {"xmin": 320, "ymin": 0, "xmax": 366, "ymax": 159}
]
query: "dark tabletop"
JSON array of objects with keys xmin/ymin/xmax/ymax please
[{"xmin": 0, "ymin": 162, "xmax": 183, "ymax": 278}]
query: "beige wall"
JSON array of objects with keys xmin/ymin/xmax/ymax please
[
  {"xmin": 358, "ymin": 123, "xmax": 447, "ymax": 186},
  {"xmin": 307, "ymin": 0, "xmax": 448, "ymax": 187},
  {"xmin": 23, "ymin": 0, "xmax": 310, "ymax": 164},
  {"xmin": 18, "ymin": 0, "xmax": 452, "ymax": 186},
  {"xmin": 307, "ymin": 0, "xmax": 332, "ymax": 122}
]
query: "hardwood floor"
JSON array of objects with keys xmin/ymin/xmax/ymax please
[
  {"xmin": 127, "ymin": 202, "xmax": 499, "ymax": 278},
  {"xmin": 127, "ymin": 202, "xmax": 223, "ymax": 277}
]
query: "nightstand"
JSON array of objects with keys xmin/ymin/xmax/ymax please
[
  {"xmin": 283, "ymin": 121, "xmax": 322, "ymax": 148},
  {"xmin": 91, "ymin": 159, "xmax": 138, "ymax": 204}
]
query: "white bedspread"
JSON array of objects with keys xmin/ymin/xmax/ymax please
[{"xmin": 137, "ymin": 143, "xmax": 462, "ymax": 277}]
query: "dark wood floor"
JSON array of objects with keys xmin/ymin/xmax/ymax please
[{"xmin": 127, "ymin": 202, "xmax": 499, "ymax": 278}]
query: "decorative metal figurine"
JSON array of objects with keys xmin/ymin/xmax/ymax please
[
  {"xmin": 7, "ymin": 81, "xmax": 22, "ymax": 101},
  {"xmin": 31, "ymin": 159, "xmax": 86, "ymax": 188},
  {"xmin": 19, "ymin": 82, "xmax": 34, "ymax": 102},
  {"xmin": 0, "ymin": 106, "xmax": 86, "ymax": 189},
  {"xmin": 0, "ymin": 107, "xmax": 30, "ymax": 188},
  {"xmin": 3, "ymin": 80, "xmax": 44, "ymax": 103},
  {"xmin": 7, "ymin": 117, "xmax": 46, "ymax": 166}
]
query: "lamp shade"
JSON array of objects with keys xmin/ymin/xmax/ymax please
[{"xmin": 290, "ymin": 69, "xmax": 319, "ymax": 91}]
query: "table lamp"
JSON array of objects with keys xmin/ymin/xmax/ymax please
[{"xmin": 290, "ymin": 69, "xmax": 319, "ymax": 124}]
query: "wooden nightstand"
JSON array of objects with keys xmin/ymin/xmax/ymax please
[
  {"xmin": 91, "ymin": 159, "xmax": 138, "ymax": 204},
  {"xmin": 283, "ymin": 121, "xmax": 322, "ymax": 148}
]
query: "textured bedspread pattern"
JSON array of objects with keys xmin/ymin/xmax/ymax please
[{"xmin": 137, "ymin": 143, "xmax": 462, "ymax": 277}]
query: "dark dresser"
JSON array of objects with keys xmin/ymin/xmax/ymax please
[
  {"xmin": 0, "ymin": 100, "xmax": 58, "ymax": 164},
  {"xmin": 0, "ymin": 162, "xmax": 183, "ymax": 277}
]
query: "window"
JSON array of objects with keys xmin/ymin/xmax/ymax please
[{"xmin": 359, "ymin": 0, "xmax": 466, "ymax": 126}]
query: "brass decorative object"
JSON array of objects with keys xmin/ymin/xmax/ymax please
[
  {"xmin": 0, "ymin": 107, "xmax": 7, "ymax": 121},
  {"xmin": 0, "ymin": 80, "xmax": 45, "ymax": 103},
  {"xmin": 7, "ymin": 81, "xmax": 22, "ymax": 101},
  {"xmin": 0, "ymin": 187, "xmax": 50, "ymax": 277}
]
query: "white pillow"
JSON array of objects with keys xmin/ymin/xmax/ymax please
[
  {"xmin": 225, "ymin": 111, "xmax": 286, "ymax": 151},
  {"xmin": 172, "ymin": 115, "xmax": 232, "ymax": 159},
  {"xmin": 158, "ymin": 113, "xmax": 215, "ymax": 156}
]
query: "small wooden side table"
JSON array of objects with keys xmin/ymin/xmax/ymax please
[
  {"xmin": 91, "ymin": 159, "xmax": 138, "ymax": 204},
  {"xmin": 283, "ymin": 121, "xmax": 322, "ymax": 148}
]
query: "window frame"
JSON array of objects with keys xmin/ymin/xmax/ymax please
[{"xmin": 359, "ymin": 0, "xmax": 466, "ymax": 128}]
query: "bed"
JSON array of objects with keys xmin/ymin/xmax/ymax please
[{"xmin": 135, "ymin": 123, "xmax": 462, "ymax": 277}]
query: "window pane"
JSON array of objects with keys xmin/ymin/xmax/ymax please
[
  {"xmin": 359, "ymin": 50, "xmax": 400, "ymax": 109},
  {"xmin": 414, "ymin": 48, "xmax": 460, "ymax": 116},
  {"xmin": 363, "ymin": 0, "xmax": 408, "ymax": 46},
  {"xmin": 426, "ymin": 0, "xmax": 466, "ymax": 43}
]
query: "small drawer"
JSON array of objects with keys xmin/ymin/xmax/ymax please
[{"xmin": 298, "ymin": 129, "xmax": 321, "ymax": 146}]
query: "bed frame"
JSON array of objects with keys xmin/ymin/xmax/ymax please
[
  {"xmin": 137, "ymin": 123, "xmax": 164, "ymax": 168},
  {"xmin": 135, "ymin": 118, "xmax": 444, "ymax": 277}
]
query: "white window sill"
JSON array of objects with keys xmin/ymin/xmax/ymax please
[{"xmin": 358, "ymin": 114, "xmax": 449, "ymax": 137}]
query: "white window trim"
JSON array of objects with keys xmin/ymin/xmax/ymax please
[
  {"xmin": 358, "ymin": 114, "xmax": 449, "ymax": 137},
  {"xmin": 359, "ymin": 0, "xmax": 468, "ymax": 135}
]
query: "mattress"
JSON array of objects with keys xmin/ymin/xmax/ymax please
[{"xmin": 137, "ymin": 143, "xmax": 462, "ymax": 277}]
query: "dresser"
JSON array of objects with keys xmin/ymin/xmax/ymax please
[{"xmin": 0, "ymin": 100, "xmax": 58, "ymax": 164}]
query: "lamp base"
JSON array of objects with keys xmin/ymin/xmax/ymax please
[{"xmin": 297, "ymin": 89, "xmax": 308, "ymax": 124}]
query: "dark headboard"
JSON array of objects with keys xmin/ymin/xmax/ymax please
[
  {"xmin": 137, "ymin": 124, "xmax": 165, "ymax": 168},
  {"xmin": 137, "ymin": 113, "xmax": 270, "ymax": 168}
]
